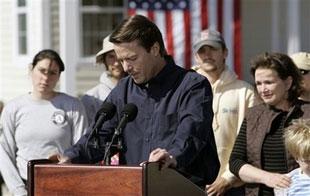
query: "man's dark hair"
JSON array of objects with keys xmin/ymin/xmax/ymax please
[{"xmin": 109, "ymin": 15, "xmax": 166, "ymax": 56}]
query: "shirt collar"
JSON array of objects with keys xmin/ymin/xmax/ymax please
[{"xmin": 139, "ymin": 55, "xmax": 176, "ymax": 88}]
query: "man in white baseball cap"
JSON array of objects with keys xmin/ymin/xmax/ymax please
[
  {"xmin": 291, "ymin": 52, "xmax": 310, "ymax": 101},
  {"xmin": 81, "ymin": 35, "xmax": 126, "ymax": 123},
  {"xmin": 193, "ymin": 28, "xmax": 226, "ymax": 53}
]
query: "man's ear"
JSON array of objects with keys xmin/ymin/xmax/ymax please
[{"xmin": 150, "ymin": 42, "xmax": 160, "ymax": 56}]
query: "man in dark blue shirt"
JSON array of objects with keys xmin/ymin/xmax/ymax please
[{"xmin": 61, "ymin": 15, "xmax": 219, "ymax": 186}]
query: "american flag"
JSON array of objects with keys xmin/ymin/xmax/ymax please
[{"xmin": 128, "ymin": 0, "xmax": 242, "ymax": 77}]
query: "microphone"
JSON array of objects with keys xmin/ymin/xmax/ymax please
[
  {"xmin": 87, "ymin": 102, "xmax": 116, "ymax": 150},
  {"xmin": 102, "ymin": 103, "xmax": 138, "ymax": 165},
  {"xmin": 93, "ymin": 102, "xmax": 116, "ymax": 130},
  {"xmin": 86, "ymin": 102, "xmax": 116, "ymax": 163},
  {"xmin": 114, "ymin": 103, "xmax": 138, "ymax": 135}
]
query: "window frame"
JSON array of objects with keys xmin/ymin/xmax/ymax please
[
  {"xmin": 16, "ymin": 0, "xmax": 28, "ymax": 55},
  {"xmin": 79, "ymin": 1, "xmax": 126, "ymax": 60}
]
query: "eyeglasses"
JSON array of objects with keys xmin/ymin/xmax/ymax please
[{"xmin": 299, "ymin": 69, "xmax": 310, "ymax": 75}]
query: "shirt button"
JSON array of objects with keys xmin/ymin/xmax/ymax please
[{"xmin": 145, "ymin": 138, "xmax": 150, "ymax": 142}]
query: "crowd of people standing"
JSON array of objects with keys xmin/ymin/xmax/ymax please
[{"xmin": 0, "ymin": 14, "xmax": 309, "ymax": 196}]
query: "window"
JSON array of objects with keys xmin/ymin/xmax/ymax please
[
  {"xmin": 80, "ymin": 0, "xmax": 124, "ymax": 57},
  {"xmin": 18, "ymin": 0, "xmax": 26, "ymax": 6},
  {"xmin": 17, "ymin": 0, "xmax": 27, "ymax": 55}
]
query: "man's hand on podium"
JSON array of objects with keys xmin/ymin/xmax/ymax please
[
  {"xmin": 48, "ymin": 153, "xmax": 71, "ymax": 164},
  {"xmin": 148, "ymin": 148, "xmax": 177, "ymax": 169},
  {"xmin": 205, "ymin": 176, "xmax": 232, "ymax": 196}
]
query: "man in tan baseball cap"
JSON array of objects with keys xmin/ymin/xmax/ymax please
[
  {"xmin": 192, "ymin": 28, "xmax": 258, "ymax": 196},
  {"xmin": 291, "ymin": 52, "xmax": 310, "ymax": 101}
]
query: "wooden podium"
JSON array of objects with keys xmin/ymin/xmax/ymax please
[{"xmin": 28, "ymin": 159, "xmax": 206, "ymax": 196}]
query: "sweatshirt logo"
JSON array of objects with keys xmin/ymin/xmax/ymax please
[
  {"xmin": 52, "ymin": 111, "xmax": 66, "ymax": 125},
  {"xmin": 222, "ymin": 108, "xmax": 238, "ymax": 114}
]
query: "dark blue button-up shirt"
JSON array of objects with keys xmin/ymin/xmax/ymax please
[{"xmin": 65, "ymin": 56, "xmax": 219, "ymax": 184}]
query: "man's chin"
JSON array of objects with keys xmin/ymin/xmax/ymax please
[
  {"xmin": 111, "ymin": 72, "xmax": 122, "ymax": 78},
  {"xmin": 200, "ymin": 64, "xmax": 217, "ymax": 72}
]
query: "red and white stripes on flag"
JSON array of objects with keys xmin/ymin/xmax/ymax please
[{"xmin": 128, "ymin": 0, "xmax": 242, "ymax": 77}]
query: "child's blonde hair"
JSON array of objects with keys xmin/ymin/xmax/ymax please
[{"xmin": 284, "ymin": 119, "xmax": 310, "ymax": 160}]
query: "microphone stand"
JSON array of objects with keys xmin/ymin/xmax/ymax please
[
  {"xmin": 102, "ymin": 127, "xmax": 124, "ymax": 165},
  {"xmin": 85, "ymin": 125, "xmax": 101, "ymax": 163},
  {"xmin": 93, "ymin": 126, "xmax": 101, "ymax": 148}
]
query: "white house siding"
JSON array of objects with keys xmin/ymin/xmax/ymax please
[
  {"xmin": 50, "ymin": 0, "xmax": 60, "ymax": 52},
  {"xmin": 28, "ymin": 0, "xmax": 51, "ymax": 52},
  {"xmin": 0, "ymin": 1, "xmax": 59, "ymax": 103},
  {"xmin": 76, "ymin": 64, "xmax": 103, "ymax": 97},
  {"xmin": 0, "ymin": 1, "xmax": 30, "ymax": 103}
]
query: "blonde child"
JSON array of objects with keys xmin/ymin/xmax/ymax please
[{"xmin": 275, "ymin": 119, "xmax": 310, "ymax": 195}]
